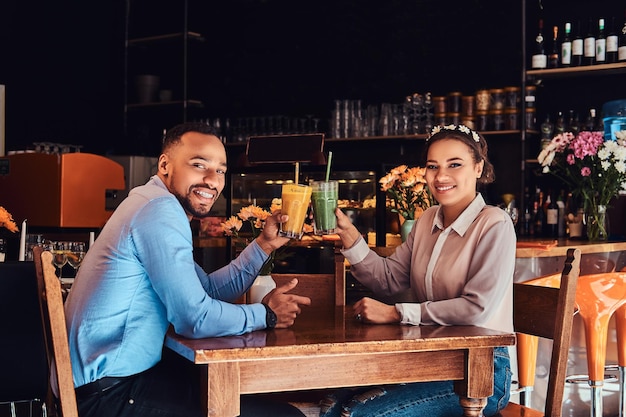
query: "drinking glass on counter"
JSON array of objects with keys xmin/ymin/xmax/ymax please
[
  {"xmin": 311, "ymin": 180, "xmax": 338, "ymax": 235},
  {"xmin": 49, "ymin": 241, "xmax": 69, "ymax": 281},
  {"xmin": 279, "ymin": 183, "xmax": 312, "ymax": 239},
  {"xmin": 67, "ymin": 242, "xmax": 86, "ymax": 272}
]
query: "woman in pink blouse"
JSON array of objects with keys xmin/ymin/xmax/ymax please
[{"xmin": 323, "ymin": 125, "xmax": 516, "ymax": 417}]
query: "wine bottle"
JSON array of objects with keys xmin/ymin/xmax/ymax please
[
  {"xmin": 619, "ymin": 11, "xmax": 626, "ymax": 62},
  {"xmin": 533, "ymin": 189, "xmax": 545, "ymax": 237},
  {"xmin": 595, "ymin": 18, "xmax": 607, "ymax": 64},
  {"xmin": 572, "ymin": 20, "xmax": 584, "ymax": 66},
  {"xmin": 549, "ymin": 25, "xmax": 560, "ymax": 68},
  {"xmin": 582, "ymin": 108, "xmax": 598, "ymax": 131},
  {"xmin": 583, "ymin": 17, "xmax": 596, "ymax": 65},
  {"xmin": 556, "ymin": 190, "xmax": 566, "ymax": 238},
  {"xmin": 555, "ymin": 111, "xmax": 565, "ymax": 134},
  {"xmin": 545, "ymin": 192, "xmax": 559, "ymax": 238},
  {"xmin": 531, "ymin": 19, "xmax": 548, "ymax": 69},
  {"xmin": 561, "ymin": 22, "xmax": 572, "ymax": 67},
  {"xmin": 540, "ymin": 114, "xmax": 554, "ymax": 149},
  {"xmin": 607, "ymin": 17, "xmax": 618, "ymax": 63},
  {"xmin": 567, "ymin": 110, "xmax": 580, "ymax": 135}
]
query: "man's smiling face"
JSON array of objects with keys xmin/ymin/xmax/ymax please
[{"xmin": 158, "ymin": 131, "xmax": 227, "ymax": 219}]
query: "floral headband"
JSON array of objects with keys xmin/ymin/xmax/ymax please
[{"xmin": 428, "ymin": 124, "xmax": 481, "ymax": 143}]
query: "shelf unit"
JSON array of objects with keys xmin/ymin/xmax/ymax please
[
  {"xmin": 123, "ymin": 0, "xmax": 205, "ymax": 154},
  {"xmin": 521, "ymin": 0, "xmax": 626, "ymax": 239}
]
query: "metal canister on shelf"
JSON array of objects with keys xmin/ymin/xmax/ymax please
[
  {"xmin": 433, "ymin": 96, "xmax": 447, "ymax": 114},
  {"xmin": 475, "ymin": 89, "xmax": 490, "ymax": 112},
  {"xmin": 525, "ymin": 107, "xmax": 536, "ymax": 130},
  {"xmin": 447, "ymin": 92, "xmax": 462, "ymax": 113},
  {"xmin": 490, "ymin": 109, "xmax": 505, "ymax": 131},
  {"xmin": 434, "ymin": 113, "xmax": 447, "ymax": 126},
  {"xmin": 504, "ymin": 86, "xmax": 520, "ymax": 110},
  {"xmin": 524, "ymin": 85, "xmax": 537, "ymax": 108},
  {"xmin": 504, "ymin": 108, "xmax": 519, "ymax": 130},
  {"xmin": 489, "ymin": 88, "xmax": 505, "ymax": 111},
  {"xmin": 461, "ymin": 96, "xmax": 475, "ymax": 117},
  {"xmin": 447, "ymin": 112, "xmax": 461, "ymax": 126},
  {"xmin": 476, "ymin": 110, "xmax": 489, "ymax": 131}
]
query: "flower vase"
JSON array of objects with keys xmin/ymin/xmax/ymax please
[
  {"xmin": 249, "ymin": 274, "xmax": 276, "ymax": 303},
  {"xmin": 585, "ymin": 204, "xmax": 609, "ymax": 241},
  {"xmin": 400, "ymin": 219, "xmax": 415, "ymax": 242}
]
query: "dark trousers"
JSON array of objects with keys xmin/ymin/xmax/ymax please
[{"xmin": 76, "ymin": 350, "xmax": 305, "ymax": 417}]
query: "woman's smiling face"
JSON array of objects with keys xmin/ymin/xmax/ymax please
[{"xmin": 425, "ymin": 138, "xmax": 484, "ymax": 218}]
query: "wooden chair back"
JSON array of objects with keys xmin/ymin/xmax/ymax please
[
  {"xmin": 498, "ymin": 247, "xmax": 580, "ymax": 417},
  {"xmin": 33, "ymin": 245, "xmax": 79, "ymax": 417},
  {"xmin": 272, "ymin": 241, "xmax": 345, "ymax": 309}
]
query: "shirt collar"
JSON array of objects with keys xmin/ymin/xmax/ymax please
[{"xmin": 430, "ymin": 193, "xmax": 486, "ymax": 236}]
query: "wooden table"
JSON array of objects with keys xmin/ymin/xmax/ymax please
[{"xmin": 165, "ymin": 307, "xmax": 515, "ymax": 417}]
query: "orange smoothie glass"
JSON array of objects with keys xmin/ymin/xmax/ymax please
[{"xmin": 279, "ymin": 183, "xmax": 312, "ymax": 238}]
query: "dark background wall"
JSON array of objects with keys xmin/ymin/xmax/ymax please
[
  {"xmin": 1, "ymin": 0, "xmax": 623, "ymax": 155},
  {"xmin": 1, "ymin": 0, "xmax": 527, "ymax": 157}
]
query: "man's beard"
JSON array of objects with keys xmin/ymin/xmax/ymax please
[{"xmin": 174, "ymin": 186, "xmax": 219, "ymax": 219}]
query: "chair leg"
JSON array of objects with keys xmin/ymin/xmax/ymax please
[
  {"xmin": 10, "ymin": 402, "xmax": 17, "ymax": 417},
  {"xmin": 619, "ymin": 366, "xmax": 626, "ymax": 417},
  {"xmin": 589, "ymin": 382, "xmax": 603, "ymax": 417},
  {"xmin": 518, "ymin": 387, "xmax": 533, "ymax": 407}
]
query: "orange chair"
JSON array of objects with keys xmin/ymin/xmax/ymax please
[
  {"xmin": 515, "ymin": 270, "xmax": 626, "ymax": 417},
  {"xmin": 613, "ymin": 266, "xmax": 626, "ymax": 417}
]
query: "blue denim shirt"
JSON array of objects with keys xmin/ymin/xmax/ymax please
[{"xmin": 65, "ymin": 176, "xmax": 268, "ymax": 387}]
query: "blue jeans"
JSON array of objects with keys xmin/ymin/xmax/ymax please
[{"xmin": 320, "ymin": 347, "xmax": 511, "ymax": 417}]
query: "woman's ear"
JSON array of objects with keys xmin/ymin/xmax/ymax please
[{"xmin": 476, "ymin": 159, "xmax": 485, "ymax": 179}]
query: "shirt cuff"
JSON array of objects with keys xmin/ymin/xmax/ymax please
[
  {"xmin": 340, "ymin": 236, "xmax": 370, "ymax": 266},
  {"xmin": 396, "ymin": 302, "xmax": 422, "ymax": 325}
]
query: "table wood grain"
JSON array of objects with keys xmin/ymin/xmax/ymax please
[{"xmin": 166, "ymin": 307, "xmax": 515, "ymax": 417}]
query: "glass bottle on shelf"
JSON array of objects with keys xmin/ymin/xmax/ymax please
[
  {"xmin": 557, "ymin": 190, "xmax": 566, "ymax": 238},
  {"xmin": 595, "ymin": 18, "xmax": 607, "ymax": 64},
  {"xmin": 545, "ymin": 191, "xmax": 559, "ymax": 238},
  {"xmin": 582, "ymin": 108, "xmax": 598, "ymax": 131},
  {"xmin": 572, "ymin": 20, "xmax": 584, "ymax": 66},
  {"xmin": 607, "ymin": 17, "xmax": 618, "ymax": 63},
  {"xmin": 619, "ymin": 10, "xmax": 626, "ymax": 62},
  {"xmin": 583, "ymin": 17, "xmax": 596, "ymax": 65},
  {"xmin": 555, "ymin": 111, "xmax": 565, "ymax": 134},
  {"xmin": 561, "ymin": 22, "xmax": 572, "ymax": 67},
  {"xmin": 532, "ymin": 189, "xmax": 545, "ymax": 237},
  {"xmin": 549, "ymin": 25, "xmax": 560, "ymax": 68},
  {"xmin": 540, "ymin": 114, "xmax": 554, "ymax": 149},
  {"xmin": 531, "ymin": 18, "xmax": 547, "ymax": 69},
  {"xmin": 571, "ymin": 110, "xmax": 580, "ymax": 135}
]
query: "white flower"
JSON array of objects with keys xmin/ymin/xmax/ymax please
[
  {"xmin": 538, "ymin": 148, "xmax": 555, "ymax": 167},
  {"xmin": 615, "ymin": 130, "xmax": 626, "ymax": 141},
  {"xmin": 597, "ymin": 147, "xmax": 610, "ymax": 161},
  {"xmin": 601, "ymin": 160, "xmax": 611, "ymax": 171},
  {"xmin": 458, "ymin": 125, "xmax": 470, "ymax": 135},
  {"xmin": 616, "ymin": 160, "xmax": 626, "ymax": 174},
  {"xmin": 428, "ymin": 124, "xmax": 480, "ymax": 142}
]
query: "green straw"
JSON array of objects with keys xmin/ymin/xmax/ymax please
[{"xmin": 325, "ymin": 151, "xmax": 333, "ymax": 182}]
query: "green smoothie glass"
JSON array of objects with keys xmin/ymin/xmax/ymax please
[{"xmin": 311, "ymin": 180, "xmax": 338, "ymax": 235}]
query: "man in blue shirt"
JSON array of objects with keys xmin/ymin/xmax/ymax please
[{"xmin": 65, "ymin": 123, "xmax": 310, "ymax": 417}]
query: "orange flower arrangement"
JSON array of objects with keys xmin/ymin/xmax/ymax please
[
  {"xmin": 0, "ymin": 206, "xmax": 19, "ymax": 233},
  {"xmin": 221, "ymin": 200, "xmax": 312, "ymax": 275},
  {"xmin": 380, "ymin": 165, "xmax": 435, "ymax": 220}
]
